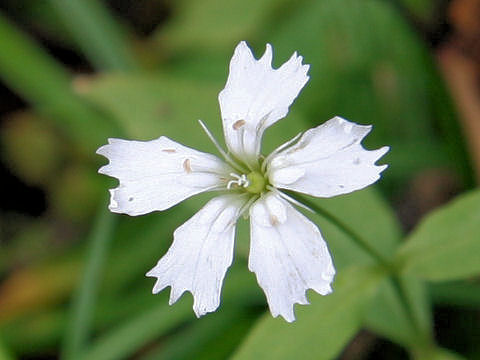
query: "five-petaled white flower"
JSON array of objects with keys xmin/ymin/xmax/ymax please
[{"xmin": 97, "ymin": 41, "xmax": 389, "ymax": 322}]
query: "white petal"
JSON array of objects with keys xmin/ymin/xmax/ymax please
[
  {"xmin": 249, "ymin": 193, "xmax": 335, "ymax": 322},
  {"xmin": 219, "ymin": 41, "xmax": 310, "ymax": 164},
  {"xmin": 97, "ymin": 137, "xmax": 231, "ymax": 216},
  {"xmin": 146, "ymin": 195, "xmax": 246, "ymax": 317},
  {"xmin": 268, "ymin": 116, "xmax": 389, "ymax": 198}
]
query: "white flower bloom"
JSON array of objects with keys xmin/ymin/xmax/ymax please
[{"xmin": 97, "ymin": 41, "xmax": 389, "ymax": 322}]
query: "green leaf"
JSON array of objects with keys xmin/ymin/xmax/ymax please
[
  {"xmin": 397, "ymin": 190, "xmax": 480, "ymax": 281},
  {"xmin": 232, "ymin": 266, "xmax": 385, "ymax": 360}
]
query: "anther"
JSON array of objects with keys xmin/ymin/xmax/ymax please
[
  {"xmin": 232, "ymin": 119, "xmax": 246, "ymax": 130},
  {"xmin": 183, "ymin": 159, "xmax": 192, "ymax": 173}
]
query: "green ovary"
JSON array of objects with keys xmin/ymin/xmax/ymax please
[{"xmin": 246, "ymin": 171, "xmax": 267, "ymax": 194}]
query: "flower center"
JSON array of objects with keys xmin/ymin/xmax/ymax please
[
  {"xmin": 226, "ymin": 171, "xmax": 267, "ymax": 194},
  {"xmin": 245, "ymin": 171, "xmax": 266, "ymax": 194}
]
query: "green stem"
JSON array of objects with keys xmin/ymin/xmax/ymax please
[{"xmin": 61, "ymin": 204, "xmax": 117, "ymax": 360}]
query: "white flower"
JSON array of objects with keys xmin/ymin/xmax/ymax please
[{"xmin": 96, "ymin": 41, "xmax": 389, "ymax": 322}]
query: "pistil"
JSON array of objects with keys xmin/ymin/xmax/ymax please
[{"xmin": 245, "ymin": 171, "xmax": 267, "ymax": 194}]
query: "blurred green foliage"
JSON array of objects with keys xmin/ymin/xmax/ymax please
[
  {"xmin": 0, "ymin": 0, "xmax": 478, "ymax": 359},
  {"xmin": 397, "ymin": 190, "xmax": 480, "ymax": 281}
]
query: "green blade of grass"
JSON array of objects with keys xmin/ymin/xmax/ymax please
[
  {"xmin": 0, "ymin": 12, "xmax": 123, "ymax": 152},
  {"xmin": 49, "ymin": 0, "xmax": 140, "ymax": 72},
  {"xmin": 61, "ymin": 204, "xmax": 117, "ymax": 360}
]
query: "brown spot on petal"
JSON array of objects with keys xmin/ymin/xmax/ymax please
[
  {"xmin": 232, "ymin": 119, "xmax": 246, "ymax": 130},
  {"xmin": 162, "ymin": 149, "xmax": 176, "ymax": 153},
  {"xmin": 269, "ymin": 214, "xmax": 279, "ymax": 226},
  {"xmin": 183, "ymin": 159, "xmax": 192, "ymax": 173}
]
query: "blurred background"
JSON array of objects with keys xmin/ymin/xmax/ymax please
[{"xmin": 0, "ymin": 0, "xmax": 479, "ymax": 359}]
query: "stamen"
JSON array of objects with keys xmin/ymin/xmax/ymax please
[
  {"xmin": 238, "ymin": 194, "xmax": 260, "ymax": 219},
  {"xmin": 253, "ymin": 111, "xmax": 273, "ymax": 156},
  {"xmin": 266, "ymin": 185, "xmax": 314, "ymax": 213},
  {"xmin": 226, "ymin": 173, "xmax": 250, "ymax": 189},
  {"xmin": 197, "ymin": 120, "xmax": 248, "ymax": 173},
  {"xmin": 262, "ymin": 132, "xmax": 302, "ymax": 173},
  {"xmin": 238, "ymin": 126, "xmax": 255, "ymax": 172}
]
